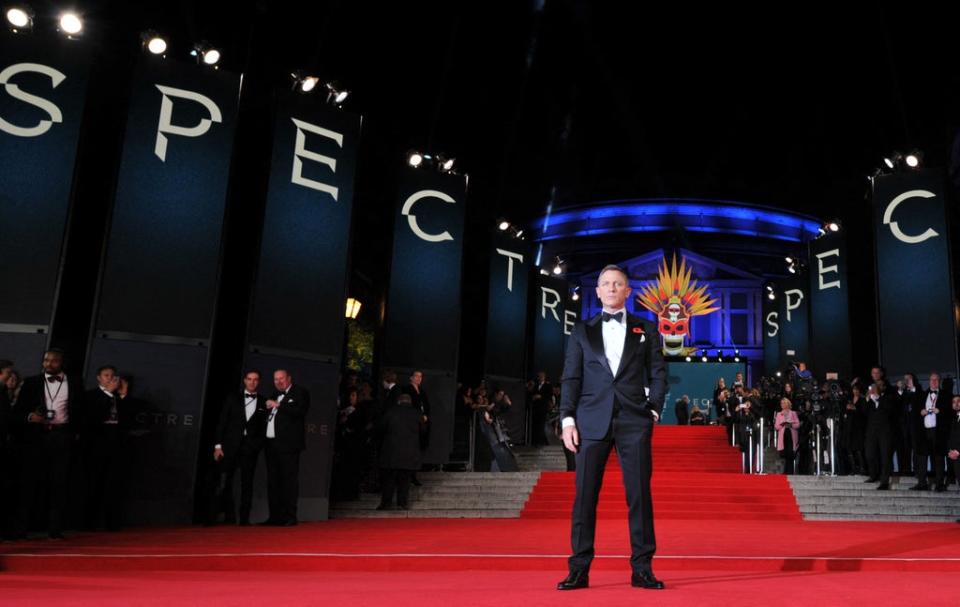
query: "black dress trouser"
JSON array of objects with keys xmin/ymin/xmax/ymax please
[
  {"xmin": 569, "ymin": 403, "xmax": 655, "ymax": 575},
  {"xmin": 264, "ymin": 440, "xmax": 300, "ymax": 524}
]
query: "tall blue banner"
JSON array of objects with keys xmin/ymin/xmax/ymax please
[
  {"xmin": 382, "ymin": 169, "xmax": 468, "ymax": 464},
  {"xmin": 808, "ymin": 232, "xmax": 853, "ymax": 379},
  {"xmin": 483, "ymin": 232, "xmax": 530, "ymax": 445},
  {"xmin": 86, "ymin": 58, "xmax": 241, "ymax": 524},
  {"xmin": 244, "ymin": 92, "xmax": 361, "ymax": 520},
  {"xmin": 778, "ymin": 276, "xmax": 809, "ymax": 366},
  {"xmin": 531, "ymin": 274, "xmax": 568, "ymax": 386},
  {"xmin": 873, "ymin": 170, "xmax": 959, "ymax": 378},
  {"xmin": 0, "ymin": 34, "xmax": 90, "ymax": 366}
]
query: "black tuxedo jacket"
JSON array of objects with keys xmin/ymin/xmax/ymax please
[
  {"xmin": 402, "ymin": 384, "xmax": 430, "ymax": 417},
  {"xmin": 560, "ymin": 313, "xmax": 667, "ymax": 440},
  {"xmin": 216, "ymin": 391, "xmax": 268, "ymax": 457},
  {"xmin": 948, "ymin": 411, "xmax": 960, "ymax": 452},
  {"xmin": 268, "ymin": 384, "xmax": 310, "ymax": 452},
  {"xmin": 13, "ymin": 374, "xmax": 81, "ymax": 435},
  {"xmin": 82, "ymin": 387, "xmax": 135, "ymax": 435},
  {"xmin": 864, "ymin": 393, "xmax": 896, "ymax": 432}
]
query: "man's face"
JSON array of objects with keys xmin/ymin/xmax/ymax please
[
  {"xmin": 411, "ymin": 371, "xmax": 423, "ymax": 387},
  {"xmin": 243, "ymin": 373, "xmax": 260, "ymax": 393},
  {"xmin": 274, "ymin": 371, "xmax": 291, "ymax": 391},
  {"xmin": 952, "ymin": 397, "xmax": 960, "ymax": 412},
  {"xmin": 42, "ymin": 352, "xmax": 63, "ymax": 375},
  {"xmin": 495, "ymin": 390, "xmax": 504, "ymax": 401},
  {"xmin": 97, "ymin": 368, "xmax": 116, "ymax": 389},
  {"xmin": 929, "ymin": 374, "xmax": 940, "ymax": 391},
  {"xmin": 595, "ymin": 269, "xmax": 631, "ymax": 310},
  {"xmin": 5, "ymin": 374, "xmax": 16, "ymax": 389},
  {"xmin": 870, "ymin": 368, "xmax": 882, "ymax": 382},
  {"xmin": 0, "ymin": 367, "xmax": 10, "ymax": 385},
  {"xmin": 536, "ymin": 372, "xmax": 546, "ymax": 383}
]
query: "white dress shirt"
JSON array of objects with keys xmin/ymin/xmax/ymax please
[
  {"xmin": 43, "ymin": 373, "xmax": 69, "ymax": 424},
  {"xmin": 266, "ymin": 389, "xmax": 289, "ymax": 439},
  {"xmin": 562, "ymin": 309, "xmax": 656, "ymax": 429},
  {"xmin": 924, "ymin": 391, "xmax": 938, "ymax": 429}
]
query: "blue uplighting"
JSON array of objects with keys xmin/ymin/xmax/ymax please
[{"xmin": 532, "ymin": 198, "xmax": 822, "ymax": 243}]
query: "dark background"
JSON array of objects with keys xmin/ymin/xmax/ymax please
[{"xmin": 19, "ymin": 0, "xmax": 960, "ymax": 393}]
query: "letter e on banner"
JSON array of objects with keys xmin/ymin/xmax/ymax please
[
  {"xmin": 290, "ymin": 117, "xmax": 344, "ymax": 200},
  {"xmin": 815, "ymin": 249, "xmax": 841, "ymax": 290}
]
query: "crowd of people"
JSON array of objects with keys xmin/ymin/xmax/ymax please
[{"xmin": 682, "ymin": 365, "xmax": 960, "ymax": 491}]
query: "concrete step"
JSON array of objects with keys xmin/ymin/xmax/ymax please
[
  {"xmin": 802, "ymin": 513, "xmax": 960, "ymax": 522},
  {"xmin": 335, "ymin": 499, "xmax": 530, "ymax": 509},
  {"xmin": 330, "ymin": 509, "xmax": 521, "ymax": 519}
]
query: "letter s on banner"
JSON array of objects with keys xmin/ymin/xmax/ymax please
[
  {"xmin": 0, "ymin": 63, "xmax": 65, "ymax": 137},
  {"xmin": 154, "ymin": 84, "xmax": 222, "ymax": 162},
  {"xmin": 401, "ymin": 189, "xmax": 455, "ymax": 243}
]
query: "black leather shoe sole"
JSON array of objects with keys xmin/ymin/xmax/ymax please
[
  {"xmin": 557, "ymin": 573, "xmax": 589, "ymax": 590},
  {"xmin": 631, "ymin": 575, "xmax": 665, "ymax": 590}
]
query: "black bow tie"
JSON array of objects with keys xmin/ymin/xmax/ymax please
[
  {"xmin": 602, "ymin": 311, "xmax": 624, "ymax": 323},
  {"xmin": 47, "ymin": 376, "xmax": 63, "ymax": 383},
  {"xmin": 245, "ymin": 393, "xmax": 257, "ymax": 399}
]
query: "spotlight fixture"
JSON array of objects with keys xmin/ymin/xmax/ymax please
[
  {"xmin": 58, "ymin": 11, "xmax": 82, "ymax": 36},
  {"xmin": 515, "ymin": 230, "xmax": 524, "ymax": 238},
  {"xmin": 685, "ymin": 356, "xmax": 692, "ymax": 362},
  {"xmin": 571, "ymin": 288, "xmax": 580, "ymax": 301},
  {"xmin": 291, "ymin": 72, "xmax": 319, "ymax": 93},
  {"xmin": 552, "ymin": 257, "xmax": 563, "ymax": 275},
  {"xmin": 5, "ymin": 6, "xmax": 33, "ymax": 31},
  {"xmin": 734, "ymin": 356, "xmax": 741, "ymax": 362},
  {"xmin": 701, "ymin": 354, "xmax": 708, "ymax": 363},
  {"xmin": 407, "ymin": 151, "xmax": 424, "ymax": 168},
  {"xmin": 498, "ymin": 220, "xmax": 510, "ymax": 231},
  {"xmin": 826, "ymin": 220, "xmax": 841, "ymax": 233},
  {"xmin": 904, "ymin": 150, "xmax": 922, "ymax": 169},
  {"xmin": 325, "ymin": 81, "xmax": 349, "ymax": 106},
  {"xmin": 734, "ymin": 348, "xmax": 740, "ymax": 356},
  {"xmin": 784, "ymin": 256, "xmax": 793, "ymax": 264},
  {"xmin": 883, "ymin": 156, "xmax": 895, "ymax": 170},
  {"xmin": 817, "ymin": 227, "xmax": 827, "ymax": 237},
  {"xmin": 141, "ymin": 31, "xmax": 168, "ymax": 55},
  {"xmin": 539, "ymin": 268, "xmax": 550, "ymax": 276},
  {"xmin": 191, "ymin": 42, "xmax": 220, "ymax": 66},
  {"xmin": 768, "ymin": 291, "xmax": 776, "ymax": 300},
  {"xmin": 775, "ymin": 371, "xmax": 782, "ymax": 378},
  {"xmin": 440, "ymin": 156, "xmax": 455, "ymax": 172},
  {"xmin": 788, "ymin": 264, "xmax": 797, "ymax": 275}
]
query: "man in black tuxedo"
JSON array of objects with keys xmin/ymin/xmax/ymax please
[
  {"xmin": 12, "ymin": 349, "xmax": 80, "ymax": 539},
  {"xmin": 82, "ymin": 365, "xmax": 133, "ymax": 530},
  {"xmin": 212, "ymin": 370, "xmax": 268, "ymax": 525},
  {"xmin": 946, "ymin": 396, "xmax": 960, "ymax": 514},
  {"xmin": 557, "ymin": 264, "xmax": 667, "ymax": 591},
  {"xmin": 261, "ymin": 369, "xmax": 310, "ymax": 526},
  {"xmin": 863, "ymin": 379, "xmax": 895, "ymax": 490}
]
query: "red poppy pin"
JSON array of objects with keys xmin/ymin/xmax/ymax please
[{"xmin": 632, "ymin": 327, "xmax": 644, "ymax": 334}]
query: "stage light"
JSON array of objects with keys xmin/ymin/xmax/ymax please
[
  {"xmin": 905, "ymin": 151, "xmax": 921, "ymax": 168},
  {"xmin": 734, "ymin": 349, "xmax": 740, "ymax": 356},
  {"xmin": 6, "ymin": 6, "xmax": 33, "ymax": 30},
  {"xmin": 685, "ymin": 356, "xmax": 692, "ymax": 362},
  {"xmin": 539, "ymin": 268, "xmax": 550, "ymax": 276},
  {"xmin": 826, "ymin": 220, "xmax": 840, "ymax": 233},
  {"xmin": 408, "ymin": 151, "xmax": 423, "ymax": 167},
  {"xmin": 498, "ymin": 220, "xmax": 510, "ymax": 231},
  {"xmin": 345, "ymin": 297, "xmax": 362, "ymax": 320},
  {"xmin": 299, "ymin": 76, "xmax": 319, "ymax": 93},
  {"xmin": 515, "ymin": 230, "xmax": 524, "ymax": 238},
  {"xmin": 701, "ymin": 354, "xmax": 708, "ymax": 362},
  {"xmin": 817, "ymin": 227, "xmax": 826, "ymax": 237},
  {"xmin": 552, "ymin": 261, "xmax": 563, "ymax": 275},
  {"xmin": 192, "ymin": 43, "xmax": 220, "ymax": 66},
  {"xmin": 572, "ymin": 291, "xmax": 580, "ymax": 301},
  {"xmin": 142, "ymin": 31, "xmax": 167, "ymax": 55},
  {"xmin": 441, "ymin": 157, "xmax": 455, "ymax": 172},
  {"xmin": 324, "ymin": 82, "xmax": 349, "ymax": 106},
  {"xmin": 883, "ymin": 157, "xmax": 895, "ymax": 169},
  {"xmin": 58, "ymin": 11, "xmax": 82, "ymax": 36},
  {"xmin": 734, "ymin": 356, "xmax": 740, "ymax": 362},
  {"xmin": 775, "ymin": 371, "xmax": 782, "ymax": 377},
  {"xmin": 784, "ymin": 256, "xmax": 793, "ymax": 264},
  {"xmin": 768, "ymin": 291, "xmax": 776, "ymax": 300},
  {"xmin": 788, "ymin": 264, "xmax": 797, "ymax": 274}
]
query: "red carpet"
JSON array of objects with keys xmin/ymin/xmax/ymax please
[
  {"xmin": 3, "ymin": 427, "xmax": 959, "ymax": 604},
  {"xmin": 522, "ymin": 425, "xmax": 803, "ymax": 520}
]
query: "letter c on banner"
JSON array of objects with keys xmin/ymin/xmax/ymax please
[
  {"xmin": 154, "ymin": 84, "xmax": 223, "ymax": 162},
  {"xmin": 883, "ymin": 189, "xmax": 939, "ymax": 244},
  {"xmin": 0, "ymin": 63, "xmax": 66, "ymax": 137},
  {"xmin": 401, "ymin": 189, "xmax": 455, "ymax": 243}
]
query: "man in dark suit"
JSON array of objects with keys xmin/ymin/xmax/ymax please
[
  {"xmin": 531, "ymin": 371, "xmax": 552, "ymax": 446},
  {"xmin": 557, "ymin": 264, "xmax": 667, "ymax": 591},
  {"xmin": 212, "ymin": 370, "xmax": 268, "ymax": 525},
  {"xmin": 261, "ymin": 369, "xmax": 310, "ymax": 526},
  {"xmin": 863, "ymin": 379, "xmax": 896, "ymax": 490},
  {"xmin": 0, "ymin": 359, "xmax": 15, "ymax": 540},
  {"xmin": 82, "ymin": 365, "xmax": 134, "ymax": 530},
  {"xmin": 376, "ymin": 393, "xmax": 422, "ymax": 510},
  {"xmin": 12, "ymin": 349, "xmax": 80, "ymax": 539},
  {"xmin": 946, "ymin": 396, "xmax": 960, "ymax": 516}
]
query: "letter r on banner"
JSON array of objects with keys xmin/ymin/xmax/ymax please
[
  {"xmin": 541, "ymin": 287, "xmax": 560, "ymax": 322},
  {"xmin": 154, "ymin": 84, "xmax": 223, "ymax": 162},
  {"xmin": 290, "ymin": 117, "xmax": 344, "ymax": 200}
]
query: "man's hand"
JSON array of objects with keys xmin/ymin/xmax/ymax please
[
  {"xmin": 949, "ymin": 449, "xmax": 959, "ymax": 461},
  {"xmin": 27, "ymin": 412, "xmax": 45, "ymax": 424},
  {"xmin": 117, "ymin": 378, "xmax": 129, "ymax": 398},
  {"xmin": 266, "ymin": 400, "xmax": 280, "ymax": 410},
  {"xmin": 213, "ymin": 447, "xmax": 224, "ymax": 461},
  {"xmin": 562, "ymin": 424, "xmax": 580, "ymax": 453}
]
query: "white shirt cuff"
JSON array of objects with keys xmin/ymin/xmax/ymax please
[
  {"xmin": 561, "ymin": 416, "xmax": 576, "ymax": 428},
  {"xmin": 650, "ymin": 410, "xmax": 659, "ymax": 421}
]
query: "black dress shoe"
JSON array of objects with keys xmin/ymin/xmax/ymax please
[
  {"xmin": 864, "ymin": 477, "xmax": 879, "ymax": 483},
  {"xmin": 557, "ymin": 570, "xmax": 589, "ymax": 591},
  {"xmin": 910, "ymin": 484, "xmax": 930, "ymax": 491},
  {"xmin": 876, "ymin": 483, "xmax": 890, "ymax": 490},
  {"xmin": 631, "ymin": 570, "xmax": 665, "ymax": 590}
]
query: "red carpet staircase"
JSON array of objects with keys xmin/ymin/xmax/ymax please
[{"xmin": 521, "ymin": 426, "xmax": 802, "ymax": 520}]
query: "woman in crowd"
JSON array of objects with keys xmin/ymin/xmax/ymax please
[{"xmin": 775, "ymin": 397, "xmax": 801, "ymax": 474}]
